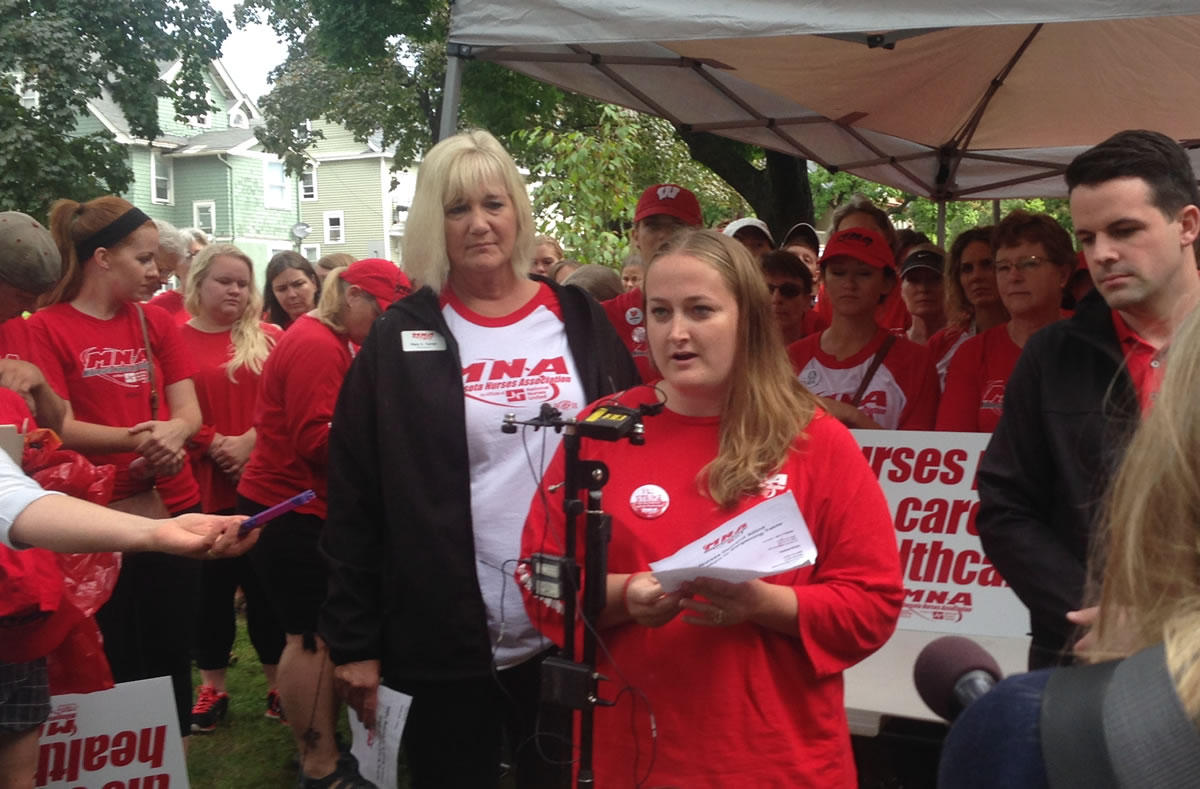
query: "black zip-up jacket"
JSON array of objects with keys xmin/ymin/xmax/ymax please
[
  {"xmin": 977, "ymin": 289, "xmax": 1139, "ymax": 669},
  {"xmin": 319, "ymin": 278, "xmax": 640, "ymax": 681}
]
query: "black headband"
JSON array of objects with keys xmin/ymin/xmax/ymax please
[{"xmin": 75, "ymin": 207, "xmax": 152, "ymax": 262}]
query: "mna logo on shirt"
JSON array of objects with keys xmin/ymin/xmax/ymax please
[{"xmin": 79, "ymin": 347, "xmax": 149, "ymax": 388}]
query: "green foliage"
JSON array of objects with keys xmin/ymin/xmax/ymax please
[
  {"xmin": 239, "ymin": 0, "xmax": 449, "ymax": 175},
  {"xmin": 512, "ymin": 108, "xmax": 748, "ymax": 265},
  {"xmin": 626, "ymin": 118, "xmax": 749, "ymax": 227},
  {"xmin": 0, "ymin": 0, "xmax": 230, "ymax": 218},
  {"xmin": 808, "ymin": 164, "xmax": 1073, "ymax": 244},
  {"xmin": 512, "ymin": 107, "xmax": 640, "ymax": 267},
  {"xmin": 241, "ymin": 0, "xmax": 752, "ymax": 265}
]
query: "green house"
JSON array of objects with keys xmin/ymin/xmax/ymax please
[
  {"xmin": 78, "ymin": 59, "xmax": 300, "ymax": 282},
  {"xmin": 297, "ymin": 119, "xmax": 407, "ymax": 264}
]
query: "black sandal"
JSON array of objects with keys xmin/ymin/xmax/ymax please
[{"xmin": 296, "ymin": 760, "xmax": 377, "ymax": 789}]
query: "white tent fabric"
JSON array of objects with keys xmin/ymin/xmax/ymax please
[{"xmin": 449, "ymin": 0, "xmax": 1200, "ymax": 198}]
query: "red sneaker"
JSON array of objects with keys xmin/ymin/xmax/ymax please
[
  {"xmin": 190, "ymin": 685, "xmax": 229, "ymax": 733},
  {"xmin": 265, "ymin": 688, "xmax": 287, "ymax": 722}
]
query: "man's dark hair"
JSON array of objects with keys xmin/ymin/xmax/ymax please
[
  {"xmin": 761, "ymin": 250, "xmax": 814, "ymax": 293},
  {"xmin": 1065, "ymin": 129, "xmax": 1200, "ymax": 217}
]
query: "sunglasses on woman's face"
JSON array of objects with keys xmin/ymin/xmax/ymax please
[{"xmin": 767, "ymin": 282, "xmax": 809, "ymax": 300}]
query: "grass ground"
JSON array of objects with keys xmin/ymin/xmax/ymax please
[
  {"xmin": 186, "ymin": 617, "xmax": 373, "ymax": 788},
  {"xmin": 186, "ymin": 618, "xmax": 304, "ymax": 788}
]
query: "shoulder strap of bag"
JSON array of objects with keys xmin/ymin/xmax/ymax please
[
  {"xmin": 850, "ymin": 333, "xmax": 897, "ymax": 407},
  {"xmin": 1041, "ymin": 658, "xmax": 1121, "ymax": 789},
  {"xmin": 135, "ymin": 304, "xmax": 158, "ymax": 418}
]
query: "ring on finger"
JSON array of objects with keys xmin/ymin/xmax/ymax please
[{"xmin": 713, "ymin": 608, "xmax": 725, "ymax": 625}]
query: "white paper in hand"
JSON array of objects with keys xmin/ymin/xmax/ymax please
[
  {"xmin": 348, "ymin": 685, "xmax": 413, "ymax": 789},
  {"xmin": 648, "ymin": 490, "xmax": 817, "ymax": 592}
]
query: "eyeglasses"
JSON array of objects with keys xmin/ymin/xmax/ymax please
[
  {"xmin": 766, "ymin": 282, "xmax": 810, "ymax": 300},
  {"xmin": 994, "ymin": 255, "xmax": 1050, "ymax": 276}
]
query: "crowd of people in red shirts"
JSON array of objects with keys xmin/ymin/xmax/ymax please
[
  {"xmin": 543, "ymin": 183, "xmax": 1090, "ymax": 439},
  {"xmin": 6, "ymin": 125, "xmax": 1196, "ymax": 789}
]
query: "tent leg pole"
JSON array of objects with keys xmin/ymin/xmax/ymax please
[
  {"xmin": 992, "ymin": 198, "xmax": 1002, "ymax": 224},
  {"xmin": 937, "ymin": 200, "xmax": 947, "ymax": 247},
  {"xmin": 439, "ymin": 49, "xmax": 465, "ymax": 142}
]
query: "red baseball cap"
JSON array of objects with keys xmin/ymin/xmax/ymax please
[
  {"xmin": 819, "ymin": 227, "xmax": 895, "ymax": 270},
  {"xmin": 634, "ymin": 184, "xmax": 703, "ymax": 226},
  {"xmin": 340, "ymin": 258, "xmax": 412, "ymax": 311}
]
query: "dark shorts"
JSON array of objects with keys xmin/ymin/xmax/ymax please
[
  {"xmin": 240, "ymin": 495, "xmax": 327, "ymax": 637},
  {"xmin": 0, "ymin": 657, "xmax": 50, "ymax": 733}
]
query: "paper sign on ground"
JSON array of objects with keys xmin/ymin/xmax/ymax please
[
  {"xmin": 38, "ymin": 676, "xmax": 187, "ymax": 788},
  {"xmin": 348, "ymin": 685, "xmax": 413, "ymax": 789},
  {"xmin": 649, "ymin": 490, "xmax": 816, "ymax": 592}
]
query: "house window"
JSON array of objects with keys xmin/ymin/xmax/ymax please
[
  {"xmin": 151, "ymin": 151, "xmax": 173, "ymax": 204},
  {"xmin": 301, "ymin": 165, "xmax": 318, "ymax": 201},
  {"xmin": 193, "ymin": 201, "xmax": 216, "ymax": 236},
  {"xmin": 324, "ymin": 211, "xmax": 345, "ymax": 244},
  {"xmin": 264, "ymin": 161, "xmax": 287, "ymax": 209},
  {"xmin": 301, "ymin": 244, "xmax": 321, "ymax": 262},
  {"xmin": 228, "ymin": 109, "xmax": 248, "ymax": 129},
  {"xmin": 188, "ymin": 92, "xmax": 214, "ymax": 128}
]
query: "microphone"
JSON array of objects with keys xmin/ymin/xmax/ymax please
[{"xmin": 913, "ymin": 636, "xmax": 1004, "ymax": 721}]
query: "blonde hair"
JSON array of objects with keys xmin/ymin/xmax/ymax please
[
  {"xmin": 182, "ymin": 228, "xmax": 210, "ymax": 247},
  {"xmin": 1092, "ymin": 307, "xmax": 1200, "ymax": 721},
  {"xmin": 402, "ymin": 129, "xmax": 535, "ymax": 292},
  {"xmin": 317, "ymin": 252, "xmax": 355, "ymax": 273},
  {"xmin": 534, "ymin": 235, "xmax": 564, "ymax": 260},
  {"xmin": 45, "ymin": 196, "xmax": 153, "ymax": 305},
  {"xmin": 314, "ymin": 266, "xmax": 371, "ymax": 334},
  {"xmin": 647, "ymin": 229, "xmax": 819, "ymax": 508},
  {"xmin": 185, "ymin": 244, "xmax": 275, "ymax": 380}
]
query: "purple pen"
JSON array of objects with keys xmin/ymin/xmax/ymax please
[{"xmin": 238, "ymin": 490, "xmax": 316, "ymax": 536}]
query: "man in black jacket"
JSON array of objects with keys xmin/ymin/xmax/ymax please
[{"xmin": 977, "ymin": 130, "xmax": 1200, "ymax": 669}]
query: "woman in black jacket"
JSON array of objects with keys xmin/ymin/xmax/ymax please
[{"xmin": 320, "ymin": 129, "xmax": 638, "ymax": 788}]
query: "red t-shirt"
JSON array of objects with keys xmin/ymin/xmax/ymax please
[
  {"xmin": 602, "ymin": 288, "xmax": 656, "ymax": 382},
  {"xmin": 29, "ymin": 302, "xmax": 200, "ymax": 511},
  {"xmin": 1112, "ymin": 310, "xmax": 1165, "ymax": 413},
  {"xmin": 0, "ymin": 388, "xmax": 34, "ymax": 431},
  {"xmin": 788, "ymin": 327, "xmax": 939, "ymax": 429},
  {"xmin": 0, "ymin": 316, "xmax": 37, "ymax": 362},
  {"xmin": 237, "ymin": 314, "xmax": 352, "ymax": 518},
  {"xmin": 181, "ymin": 322, "xmax": 283, "ymax": 512},
  {"xmin": 520, "ymin": 394, "xmax": 902, "ymax": 788},
  {"xmin": 148, "ymin": 289, "xmax": 190, "ymax": 326},
  {"xmin": 935, "ymin": 324, "xmax": 1022, "ymax": 433},
  {"xmin": 927, "ymin": 323, "xmax": 973, "ymax": 391}
]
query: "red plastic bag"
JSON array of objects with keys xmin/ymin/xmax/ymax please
[
  {"xmin": 20, "ymin": 428, "xmax": 121, "ymax": 616},
  {"xmin": 56, "ymin": 551, "xmax": 121, "ymax": 617},
  {"xmin": 46, "ymin": 615, "xmax": 114, "ymax": 694},
  {"xmin": 12, "ymin": 428, "xmax": 117, "ymax": 690},
  {"xmin": 23, "ymin": 428, "xmax": 115, "ymax": 505}
]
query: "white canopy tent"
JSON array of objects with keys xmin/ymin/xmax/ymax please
[{"xmin": 445, "ymin": 0, "xmax": 1200, "ymax": 201}]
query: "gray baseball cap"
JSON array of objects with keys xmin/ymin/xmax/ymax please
[{"xmin": 0, "ymin": 212, "xmax": 61, "ymax": 293}]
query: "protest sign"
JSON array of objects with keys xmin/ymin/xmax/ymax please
[
  {"xmin": 852, "ymin": 430, "xmax": 1030, "ymax": 638},
  {"xmin": 37, "ymin": 677, "xmax": 187, "ymax": 789}
]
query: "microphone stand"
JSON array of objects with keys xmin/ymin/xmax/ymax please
[{"xmin": 504, "ymin": 402, "xmax": 648, "ymax": 788}]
